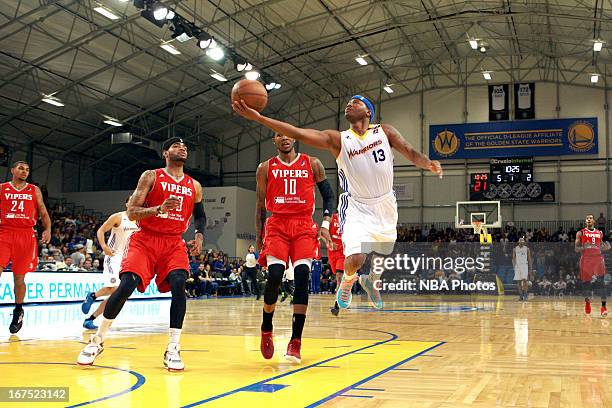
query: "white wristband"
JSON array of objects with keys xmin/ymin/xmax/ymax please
[{"xmin": 321, "ymin": 220, "xmax": 330, "ymax": 230}]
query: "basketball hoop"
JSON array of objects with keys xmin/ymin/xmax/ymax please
[{"xmin": 472, "ymin": 221, "xmax": 483, "ymax": 235}]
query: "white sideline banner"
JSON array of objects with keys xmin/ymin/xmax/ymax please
[{"xmin": 0, "ymin": 271, "xmax": 171, "ymax": 304}]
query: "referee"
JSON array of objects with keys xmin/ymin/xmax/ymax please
[{"xmin": 244, "ymin": 244, "xmax": 259, "ymax": 298}]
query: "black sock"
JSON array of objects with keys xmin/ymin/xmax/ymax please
[
  {"xmin": 14, "ymin": 304, "xmax": 23, "ymax": 312},
  {"xmin": 334, "ymin": 301, "xmax": 339, "ymax": 309},
  {"xmin": 603, "ymin": 301, "xmax": 607, "ymax": 308},
  {"xmin": 261, "ymin": 310, "xmax": 274, "ymax": 332},
  {"xmin": 86, "ymin": 315, "xmax": 95, "ymax": 321},
  {"xmin": 90, "ymin": 293, "xmax": 97, "ymax": 300},
  {"xmin": 291, "ymin": 314, "xmax": 306, "ymax": 340}
]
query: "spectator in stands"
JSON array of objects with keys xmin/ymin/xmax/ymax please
[
  {"xmin": 553, "ymin": 277, "xmax": 566, "ymax": 297},
  {"xmin": 597, "ymin": 212, "xmax": 606, "ymax": 234},
  {"xmin": 202, "ymin": 264, "xmax": 218, "ymax": 297},
  {"xmin": 71, "ymin": 244, "xmax": 86, "ymax": 268},
  {"xmin": 243, "ymin": 245, "xmax": 258, "ymax": 297},
  {"xmin": 537, "ymin": 275, "xmax": 552, "ymax": 296},
  {"xmin": 255, "ymin": 266, "xmax": 266, "ymax": 300},
  {"xmin": 59, "ymin": 257, "xmax": 79, "ymax": 271},
  {"xmin": 229, "ymin": 267, "xmax": 244, "ymax": 295},
  {"xmin": 565, "ymin": 273, "xmax": 576, "ymax": 295},
  {"xmin": 83, "ymin": 259, "xmax": 94, "ymax": 272},
  {"xmin": 92, "ymin": 259, "xmax": 101, "ymax": 271}
]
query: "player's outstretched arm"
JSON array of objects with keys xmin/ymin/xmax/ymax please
[
  {"xmin": 97, "ymin": 213, "xmax": 122, "ymax": 256},
  {"xmin": 34, "ymin": 186, "xmax": 51, "ymax": 243},
  {"xmin": 232, "ymin": 100, "xmax": 341, "ymax": 154},
  {"xmin": 127, "ymin": 170, "xmax": 180, "ymax": 220},
  {"xmin": 382, "ymin": 124, "xmax": 443, "ymax": 178},
  {"xmin": 254, "ymin": 162, "xmax": 268, "ymax": 252}
]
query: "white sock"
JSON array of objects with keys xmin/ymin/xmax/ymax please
[
  {"xmin": 96, "ymin": 318, "xmax": 113, "ymax": 341},
  {"xmin": 169, "ymin": 328, "xmax": 182, "ymax": 344}
]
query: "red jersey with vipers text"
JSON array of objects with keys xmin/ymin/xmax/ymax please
[
  {"xmin": 266, "ymin": 153, "xmax": 315, "ymax": 217},
  {"xmin": 0, "ymin": 182, "xmax": 38, "ymax": 229},
  {"xmin": 328, "ymin": 212, "xmax": 344, "ymax": 254},
  {"xmin": 138, "ymin": 169, "xmax": 196, "ymax": 235},
  {"xmin": 580, "ymin": 227, "xmax": 603, "ymax": 257}
]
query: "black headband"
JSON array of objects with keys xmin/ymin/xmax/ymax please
[{"xmin": 162, "ymin": 137, "xmax": 187, "ymax": 151}]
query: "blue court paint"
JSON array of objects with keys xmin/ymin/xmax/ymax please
[
  {"xmin": 339, "ymin": 394, "xmax": 374, "ymax": 398},
  {"xmin": 0, "ymin": 362, "xmax": 145, "ymax": 408},
  {"xmin": 181, "ymin": 328, "xmax": 400, "ymax": 407},
  {"xmin": 242, "ymin": 383, "xmax": 289, "ymax": 393},
  {"xmin": 305, "ymin": 341, "xmax": 446, "ymax": 408},
  {"xmin": 353, "ymin": 387, "xmax": 385, "ymax": 391}
]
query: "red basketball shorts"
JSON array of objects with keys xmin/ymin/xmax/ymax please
[
  {"xmin": 327, "ymin": 250, "xmax": 345, "ymax": 273},
  {"xmin": 121, "ymin": 230, "xmax": 189, "ymax": 293},
  {"xmin": 0, "ymin": 227, "xmax": 38, "ymax": 275},
  {"xmin": 260, "ymin": 216, "xmax": 318, "ymax": 266},
  {"xmin": 579, "ymin": 255, "xmax": 606, "ymax": 282}
]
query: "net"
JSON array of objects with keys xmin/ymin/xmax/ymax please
[{"xmin": 472, "ymin": 221, "xmax": 483, "ymax": 235}]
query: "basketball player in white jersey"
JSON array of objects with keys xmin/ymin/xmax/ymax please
[
  {"xmin": 512, "ymin": 238, "xmax": 532, "ymax": 301},
  {"xmin": 233, "ymin": 95, "xmax": 443, "ymax": 309},
  {"xmin": 81, "ymin": 197, "xmax": 137, "ymax": 329}
]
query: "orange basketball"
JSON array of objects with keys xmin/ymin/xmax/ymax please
[{"xmin": 231, "ymin": 79, "xmax": 268, "ymax": 112}]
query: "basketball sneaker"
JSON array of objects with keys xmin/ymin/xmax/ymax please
[
  {"xmin": 9, "ymin": 307, "xmax": 24, "ymax": 334},
  {"xmin": 330, "ymin": 306, "xmax": 339, "ymax": 316},
  {"xmin": 585, "ymin": 298, "xmax": 591, "ymax": 315},
  {"xmin": 77, "ymin": 334, "xmax": 104, "ymax": 366},
  {"xmin": 81, "ymin": 292, "xmax": 96, "ymax": 314},
  {"xmin": 163, "ymin": 342, "xmax": 184, "ymax": 372},
  {"xmin": 260, "ymin": 331, "xmax": 274, "ymax": 359},
  {"xmin": 601, "ymin": 306, "xmax": 608, "ymax": 317},
  {"xmin": 83, "ymin": 318, "xmax": 98, "ymax": 330},
  {"xmin": 336, "ymin": 274, "xmax": 355, "ymax": 309},
  {"xmin": 359, "ymin": 274, "xmax": 383, "ymax": 309},
  {"xmin": 285, "ymin": 338, "xmax": 301, "ymax": 364}
]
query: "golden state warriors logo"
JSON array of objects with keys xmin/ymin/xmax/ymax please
[
  {"xmin": 433, "ymin": 129, "xmax": 460, "ymax": 157},
  {"xmin": 568, "ymin": 121, "xmax": 595, "ymax": 152}
]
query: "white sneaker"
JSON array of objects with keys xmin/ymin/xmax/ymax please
[
  {"xmin": 77, "ymin": 335, "xmax": 104, "ymax": 366},
  {"xmin": 163, "ymin": 342, "xmax": 184, "ymax": 372}
]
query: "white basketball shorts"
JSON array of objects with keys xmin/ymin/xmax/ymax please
[
  {"xmin": 338, "ymin": 192, "xmax": 398, "ymax": 257},
  {"xmin": 102, "ymin": 255, "xmax": 122, "ymax": 287}
]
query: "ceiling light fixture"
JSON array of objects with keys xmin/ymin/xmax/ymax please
[
  {"xmin": 94, "ymin": 6, "xmax": 120, "ymax": 20},
  {"xmin": 245, "ymin": 71, "xmax": 260, "ymax": 80},
  {"xmin": 210, "ymin": 71, "xmax": 227, "ymax": 82},
  {"xmin": 160, "ymin": 42, "xmax": 181, "ymax": 55},
  {"xmin": 355, "ymin": 55, "xmax": 368, "ymax": 65},
  {"xmin": 482, "ymin": 71, "xmax": 492, "ymax": 80}
]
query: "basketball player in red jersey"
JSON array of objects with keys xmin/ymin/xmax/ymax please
[
  {"xmin": 328, "ymin": 212, "xmax": 345, "ymax": 316},
  {"xmin": 0, "ymin": 161, "xmax": 51, "ymax": 333},
  {"xmin": 78, "ymin": 138, "xmax": 206, "ymax": 371},
  {"xmin": 257, "ymin": 133, "xmax": 335, "ymax": 364},
  {"xmin": 575, "ymin": 214, "xmax": 609, "ymax": 317}
]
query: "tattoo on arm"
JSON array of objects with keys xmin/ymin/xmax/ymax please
[
  {"xmin": 127, "ymin": 170, "xmax": 157, "ymax": 221},
  {"xmin": 310, "ymin": 157, "xmax": 327, "ymax": 183}
]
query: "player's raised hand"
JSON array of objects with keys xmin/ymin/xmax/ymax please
[
  {"xmin": 41, "ymin": 229, "xmax": 51, "ymax": 244},
  {"xmin": 318, "ymin": 227, "xmax": 335, "ymax": 251},
  {"xmin": 232, "ymin": 99, "xmax": 262, "ymax": 121},
  {"xmin": 429, "ymin": 160, "xmax": 443, "ymax": 179},
  {"xmin": 188, "ymin": 237, "xmax": 203, "ymax": 256},
  {"xmin": 160, "ymin": 197, "xmax": 181, "ymax": 212}
]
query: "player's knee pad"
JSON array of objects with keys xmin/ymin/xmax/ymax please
[
  {"xmin": 115, "ymin": 272, "xmax": 140, "ymax": 299},
  {"xmin": 293, "ymin": 264, "xmax": 310, "ymax": 305},
  {"xmin": 264, "ymin": 264, "xmax": 285, "ymax": 305},
  {"xmin": 168, "ymin": 270, "xmax": 188, "ymax": 295}
]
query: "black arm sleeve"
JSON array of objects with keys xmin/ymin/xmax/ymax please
[
  {"xmin": 316, "ymin": 179, "xmax": 335, "ymax": 218},
  {"xmin": 193, "ymin": 201, "xmax": 206, "ymax": 236}
]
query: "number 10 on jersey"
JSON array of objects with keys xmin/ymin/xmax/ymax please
[{"xmin": 284, "ymin": 178, "xmax": 297, "ymax": 195}]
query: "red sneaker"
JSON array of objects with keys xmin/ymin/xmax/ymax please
[
  {"xmin": 585, "ymin": 299, "xmax": 591, "ymax": 315},
  {"xmin": 601, "ymin": 307, "xmax": 608, "ymax": 317},
  {"xmin": 285, "ymin": 338, "xmax": 302, "ymax": 364},
  {"xmin": 260, "ymin": 331, "xmax": 274, "ymax": 359}
]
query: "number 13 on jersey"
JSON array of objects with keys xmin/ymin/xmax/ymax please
[{"xmin": 372, "ymin": 149, "xmax": 386, "ymax": 163}]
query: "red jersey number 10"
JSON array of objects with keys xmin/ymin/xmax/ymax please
[{"xmin": 284, "ymin": 179, "xmax": 297, "ymax": 195}]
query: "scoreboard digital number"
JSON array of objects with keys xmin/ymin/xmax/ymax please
[
  {"xmin": 470, "ymin": 173, "xmax": 489, "ymax": 195},
  {"xmin": 490, "ymin": 157, "xmax": 533, "ymax": 183}
]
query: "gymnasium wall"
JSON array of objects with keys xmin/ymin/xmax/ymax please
[{"xmin": 221, "ymin": 81, "xmax": 611, "ymax": 223}]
